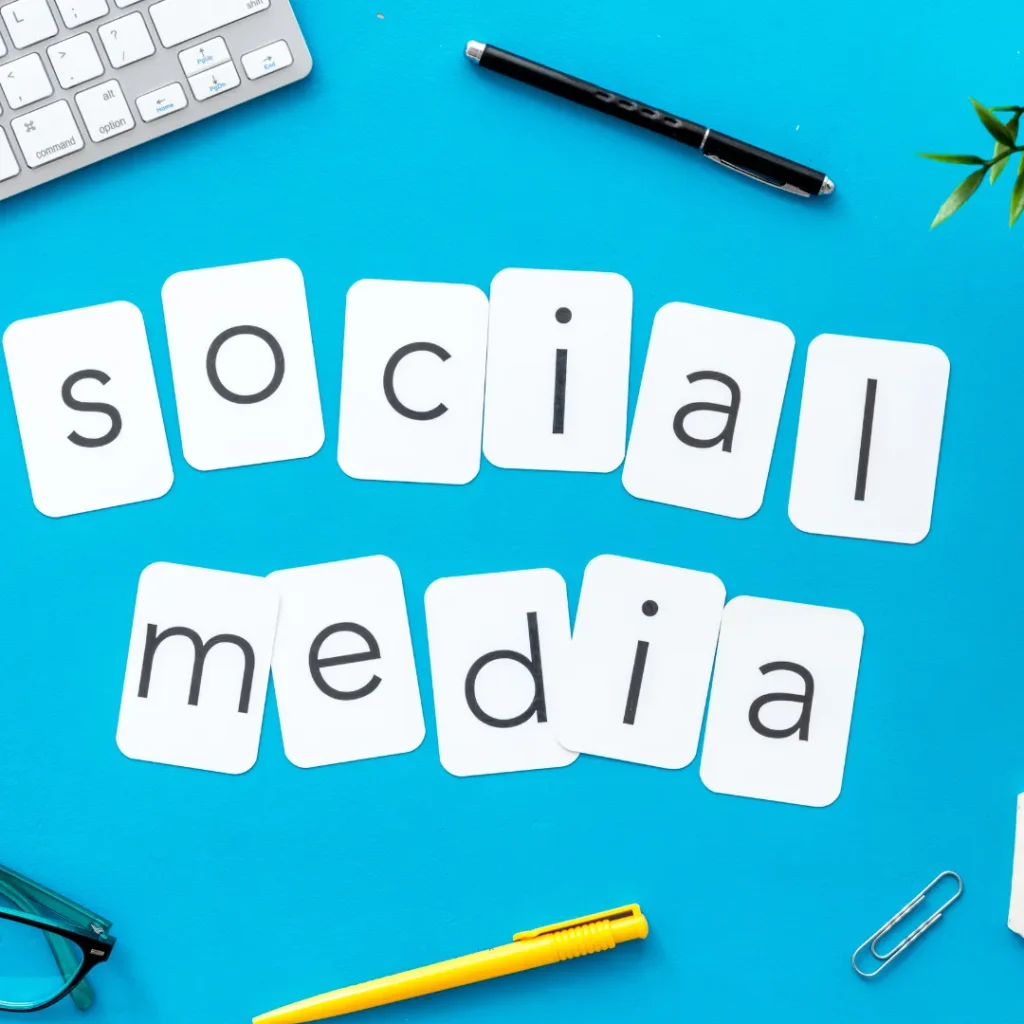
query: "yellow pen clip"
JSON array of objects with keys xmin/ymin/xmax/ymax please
[{"xmin": 513, "ymin": 903, "xmax": 648, "ymax": 942}]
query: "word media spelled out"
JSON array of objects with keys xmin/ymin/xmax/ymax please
[
  {"xmin": 116, "ymin": 554, "xmax": 864, "ymax": 809},
  {"xmin": 3, "ymin": 259, "xmax": 950, "ymax": 544}
]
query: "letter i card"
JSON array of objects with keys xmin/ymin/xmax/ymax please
[
  {"xmin": 116, "ymin": 562, "xmax": 280, "ymax": 775},
  {"xmin": 699, "ymin": 596, "xmax": 864, "ymax": 807},
  {"xmin": 424, "ymin": 569, "xmax": 577, "ymax": 777}
]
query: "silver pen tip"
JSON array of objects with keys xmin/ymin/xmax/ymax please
[
  {"xmin": 820, "ymin": 175, "xmax": 835, "ymax": 196},
  {"xmin": 465, "ymin": 40, "xmax": 485, "ymax": 62}
]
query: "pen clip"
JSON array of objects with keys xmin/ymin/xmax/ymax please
[
  {"xmin": 701, "ymin": 152, "xmax": 812, "ymax": 196},
  {"xmin": 513, "ymin": 905, "xmax": 643, "ymax": 941}
]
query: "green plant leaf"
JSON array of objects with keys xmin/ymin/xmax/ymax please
[
  {"xmin": 1010, "ymin": 157, "xmax": 1024, "ymax": 227},
  {"xmin": 991, "ymin": 105, "xmax": 1024, "ymax": 112},
  {"xmin": 931, "ymin": 167, "xmax": 986, "ymax": 228},
  {"xmin": 991, "ymin": 152, "xmax": 1010, "ymax": 182},
  {"xmin": 970, "ymin": 98, "xmax": 1017, "ymax": 147},
  {"xmin": 918, "ymin": 152, "xmax": 987, "ymax": 164},
  {"xmin": 1008, "ymin": 112, "xmax": 1021, "ymax": 143}
]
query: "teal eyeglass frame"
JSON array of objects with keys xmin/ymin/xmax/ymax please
[{"xmin": 0, "ymin": 864, "xmax": 116, "ymax": 1013}]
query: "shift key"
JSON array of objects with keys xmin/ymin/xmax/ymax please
[{"xmin": 149, "ymin": 0, "xmax": 271, "ymax": 49}]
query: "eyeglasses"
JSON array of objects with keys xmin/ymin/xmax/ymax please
[{"xmin": 0, "ymin": 863, "xmax": 115, "ymax": 1014}]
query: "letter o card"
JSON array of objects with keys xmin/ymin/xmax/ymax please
[
  {"xmin": 699, "ymin": 596, "xmax": 864, "ymax": 807},
  {"xmin": 268, "ymin": 556, "xmax": 426, "ymax": 768},
  {"xmin": 424, "ymin": 569, "xmax": 577, "ymax": 777},
  {"xmin": 116, "ymin": 563, "xmax": 280, "ymax": 775},
  {"xmin": 556, "ymin": 555, "xmax": 725, "ymax": 769},
  {"xmin": 161, "ymin": 259, "xmax": 325, "ymax": 471},
  {"xmin": 788, "ymin": 334, "xmax": 950, "ymax": 544},
  {"xmin": 3, "ymin": 301, "xmax": 174, "ymax": 518}
]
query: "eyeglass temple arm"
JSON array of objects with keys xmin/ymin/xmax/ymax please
[
  {"xmin": 0, "ymin": 868, "xmax": 106, "ymax": 1012},
  {"xmin": 0, "ymin": 864, "xmax": 111, "ymax": 936}
]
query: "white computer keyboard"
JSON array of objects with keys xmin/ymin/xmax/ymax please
[{"xmin": 0, "ymin": 0, "xmax": 312, "ymax": 202}]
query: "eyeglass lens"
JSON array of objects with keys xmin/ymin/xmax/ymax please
[{"xmin": 0, "ymin": 897, "xmax": 84, "ymax": 1010}]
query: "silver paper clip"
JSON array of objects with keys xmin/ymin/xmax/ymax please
[{"xmin": 852, "ymin": 871, "xmax": 963, "ymax": 978}]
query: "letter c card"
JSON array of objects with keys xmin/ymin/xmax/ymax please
[
  {"xmin": 338, "ymin": 279, "xmax": 490, "ymax": 484},
  {"xmin": 424, "ymin": 569, "xmax": 577, "ymax": 777},
  {"xmin": 268, "ymin": 556, "xmax": 425, "ymax": 768},
  {"xmin": 116, "ymin": 562, "xmax": 280, "ymax": 775},
  {"xmin": 699, "ymin": 596, "xmax": 864, "ymax": 807}
]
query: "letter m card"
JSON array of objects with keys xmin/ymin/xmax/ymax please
[{"xmin": 116, "ymin": 563, "xmax": 279, "ymax": 775}]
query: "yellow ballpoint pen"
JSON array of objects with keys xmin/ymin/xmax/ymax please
[{"xmin": 253, "ymin": 904, "xmax": 649, "ymax": 1024}]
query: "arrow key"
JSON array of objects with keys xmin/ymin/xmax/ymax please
[
  {"xmin": 136, "ymin": 82, "xmax": 188, "ymax": 123},
  {"xmin": 47, "ymin": 32, "xmax": 103, "ymax": 88}
]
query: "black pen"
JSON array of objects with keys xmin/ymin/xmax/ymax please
[{"xmin": 465, "ymin": 41, "xmax": 834, "ymax": 198}]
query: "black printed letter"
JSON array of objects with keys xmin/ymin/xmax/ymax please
[
  {"xmin": 673, "ymin": 371, "xmax": 741, "ymax": 451},
  {"xmin": 854, "ymin": 379, "xmax": 877, "ymax": 501},
  {"xmin": 552, "ymin": 349, "xmax": 568, "ymax": 434},
  {"xmin": 748, "ymin": 661, "xmax": 815, "ymax": 741},
  {"xmin": 623, "ymin": 599, "xmax": 659, "ymax": 725},
  {"xmin": 382, "ymin": 342, "xmax": 450, "ymax": 421},
  {"xmin": 62, "ymin": 370, "xmax": 122, "ymax": 448},
  {"xmin": 137, "ymin": 624, "xmax": 255, "ymax": 713},
  {"xmin": 206, "ymin": 326, "xmax": 285, "ymax": 405},
  {"xmin": 308, "ymin": 622, "xmax": 383, "ymax": 701},
  {"xmin": 465, "ymin": 611, "xmax": 547, "ymax": 728}
]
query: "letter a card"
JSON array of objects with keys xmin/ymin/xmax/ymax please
[
  {"xmin": 622, "ymin": 302, "xmax": 794, "ymax": 518},
  {"xmin": 116, "ymin": 562, "xmax": 280, "ymax": 775},
  {"xmin": 424, "ymin": 569, "xmax": 577, "ymax": 777},
  {"xmin": 699, "ymin": 596, "xmax": 864, "ymax": 807}
]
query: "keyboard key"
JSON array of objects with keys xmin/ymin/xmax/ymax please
[
  {"xmin": 149, "ymin": 0, "xmax": 270, "ymax": 49},
  {"xmin": 98, "ymin": 11, "xmax": 154, "ymax": 68},
  {"xmin": 242, "ymin": 39, "xmax": 291, "ymax": 80},
  {"xmin": 1, "ymin": 0, "xmax": 58, "ymax": 49},
  {"xmin": 135, "ymin": 81, "xmax": 187, "ymax": 122},
  {"xmin": 54, "ymin": 0, "xmax": 108, "ymax": 28},
  {"xmin": 48, "ymin": 32, "xmax": 103, "ymax": 88},
  {"xmin": 0, "ymin": 52, "xmax": 52, "ymax": 109},
  {"xmin": 113, "ymin": 0, "xmax": 140, "ymax": 5},
  {"xmin": 0, "ymin": 127, "xmax": 19, "ymax": 180},
  {"xmin": 12, "ymin": 99, "xmax": 83, "ymax": 167},
  {"xmin": 179, "ymin": 36, "xmax": 229, "ymax": 75},
  {"xmin": 187, "ymin": 60, "xmax": 239, "ymax": 101},
  {"xmin": 76, "ymin": 79, "xmax": 134, "ymax": 141},
  {"xmin": 0, "ymin": 33, "xmax": 6, "ymax": 59}
]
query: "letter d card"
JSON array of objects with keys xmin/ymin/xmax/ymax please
[{"xmin": 424, "ymin": 569, "xmax": 577, "ymax": 777}]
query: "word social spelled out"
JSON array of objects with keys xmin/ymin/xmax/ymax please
[{"xmin": 2, "ymin": 259, "xmax": 950, "ymax": 543}]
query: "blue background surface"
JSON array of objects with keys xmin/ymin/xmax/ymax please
[{"xmin": 1, "ymin": 1, "xmax": 1022, "ymax": 1021}]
